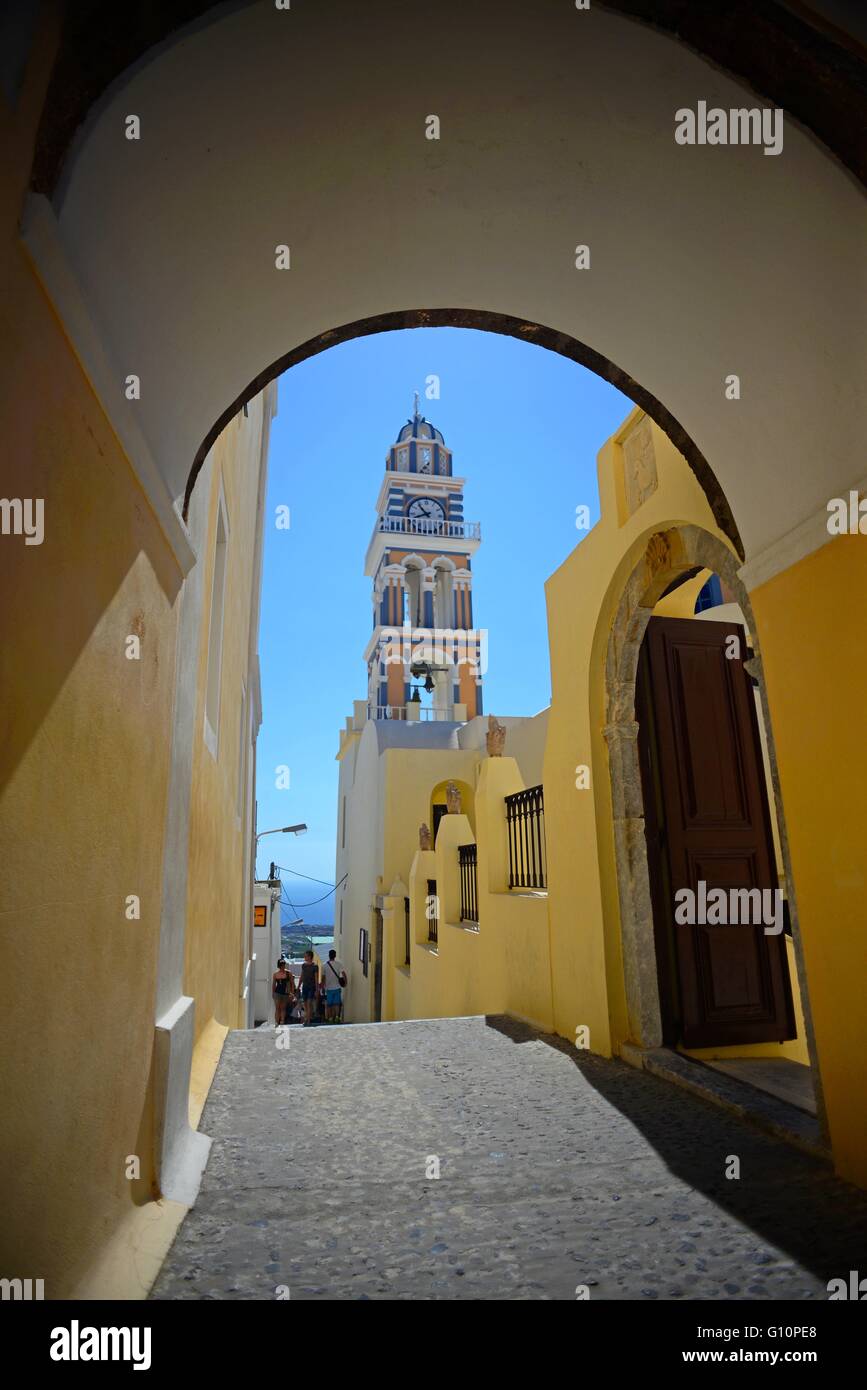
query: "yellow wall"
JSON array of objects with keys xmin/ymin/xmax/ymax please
[
  {"xmin": 340, "ymin": 742, "xmax": 479, "ymax": 1021},
  {"xmin": 184, "ymin": 401, "xmax": 268, "ymax": 1041},
  {"xmin": 0, "ymin": 9, "xmax": 179, "ymax": 1294},
  {"xmin": 380, "ymin": 748, "xmax": 478, "ymax": 897},
  {"xmin": 542, "ymin": 410, "xmax": 818, "ymax": 1075},
  {"xmin": 503, "ymin": 708, "xmax": 550, "ymax": 789},
  {"xmin": 542, "ymin": 412, "xmax": 735, "ymax": 1059},
  {"xmin": 0, "ymin": 15, "xmax": 272, "ymax": 1288},
  {"xmin": 383, "ymin": 755, "xmax": 553, "ymax": 1031},
  {"xmin": 337, "ymin": 719, "xmax": 554, "ymax": 1029},
  {"xmin": 429, "ymin": 778, "xmax": 475, "ymax": 834},
  {"xmin": 749, "ymin": 536, "xmax": 867, "ymax": 1186}
]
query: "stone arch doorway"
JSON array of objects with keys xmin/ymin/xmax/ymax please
[{"xmin": 602, "ymin": 523, "xmax": 825, "ymax": 1125}]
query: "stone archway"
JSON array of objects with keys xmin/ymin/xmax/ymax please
[
  {"xmin": 602, "ymin": 524, "xmax": 825, "ymax": 1126},
  {"xmin": 35, "ymin": 0, "xmax": 864, "ymax": 579},
  {"xmin": 180, "ymin": 309, "xmax": 741, "ymax": 553}
]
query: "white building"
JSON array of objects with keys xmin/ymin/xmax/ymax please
[{"xmin": 252, "ymin": 880, "xmax": 282, "ymax": 1024}]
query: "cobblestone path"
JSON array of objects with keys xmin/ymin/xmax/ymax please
[{"xmin": 151, "ymin": 1016, "xmax": 867, "ymax": 1300}]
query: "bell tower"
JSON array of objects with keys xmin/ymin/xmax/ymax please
[{"xmin": 362, "ymin": 399, "xmax": 483, "ymax": 723}]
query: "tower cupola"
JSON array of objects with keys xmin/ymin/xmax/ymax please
[{"xmin": 388, "ymin": 393, "xmax": 451, "ymax": 476}]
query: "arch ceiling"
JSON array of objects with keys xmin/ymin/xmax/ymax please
[
  {"xmin": 35, "ymin": 0, "xmax": 866, "ymax": 564},
  {"xmin": 31, "ymin": 1, "xmax": 867, "ymax": 195}
]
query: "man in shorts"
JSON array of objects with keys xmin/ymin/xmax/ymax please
[
  {"xmin": 322, "ymin": 948, "xmax": 346, "ymax": 1023},
  {"xmin": 299, "ymin": 950, "xmax": 319, "ymax": 1027}
]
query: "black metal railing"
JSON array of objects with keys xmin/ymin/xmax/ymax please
[
  {"xmin": 458, "ymin": 843, "xmax": 478, "ymax": 924},
  {"xmin": 404, "ymin": 895, "xmax": 411, "ymax": 966},
  {"xmin": 505, "ymin": 784, "xmax": 547, "ymax": 890},
  {"xmin": 426, "ymin": 878, "xmax": 439, "ymax": 943}
]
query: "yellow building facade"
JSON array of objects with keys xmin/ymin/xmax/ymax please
[{"xmin": 338, "ymin": 405, "xmax": 866, "ymax": 1192}]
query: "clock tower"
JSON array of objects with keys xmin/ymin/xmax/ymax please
[{"xmin": 363, "ymin": 398, "xmax": 483, "ymax": 722}]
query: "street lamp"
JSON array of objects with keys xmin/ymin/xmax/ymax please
[{"xmin": 256, "ymin": 823, "xmax": 307, "ymax": 844}]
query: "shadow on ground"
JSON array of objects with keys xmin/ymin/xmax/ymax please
[{"xmin": 485, "ymin": 1014, "xmax": 867, "ymax": 1288}]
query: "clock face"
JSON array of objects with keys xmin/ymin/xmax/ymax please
[
  {"xmin": 419, "ymin": 447, "xmax": 432, "ymax": 472},
  {"xmin": 407, "ymin": 498, "xmax": 445, "ymax": 526}
]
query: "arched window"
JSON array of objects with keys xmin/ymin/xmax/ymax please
[
  {"xmin": 403, "ymin": 562, "xmax": 423, "ymax": 627},
  {"xmin": 433, "ymin": 559, "xmax": 455, "ymax": 629}
]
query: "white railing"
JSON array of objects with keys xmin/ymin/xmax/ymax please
[
  {"xmin": 377, "ymin": 516, "xmax": 480, "ymax": 541},
  {"xmin": 373, "ymin": 705, "xmax": 454, "ymax": 722}
]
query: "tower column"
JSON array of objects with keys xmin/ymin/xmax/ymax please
[{"xmin": 422, "ymin": 567, "xmax": 435, "ymax": 629}]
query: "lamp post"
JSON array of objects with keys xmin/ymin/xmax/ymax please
[
  {"xmin": 256, "ymin": 823, "xmax": 307, "ymax": 844},
  {"xmin": 255, "ymin": 824, "xmax": 307, "ymax": 886}
]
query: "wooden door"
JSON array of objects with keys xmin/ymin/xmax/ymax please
[{"xmin": 636, "ymin": 616, "xmax": 795, "ymax": 1048}]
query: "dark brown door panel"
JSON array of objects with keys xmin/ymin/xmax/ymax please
[{"xmin": 638, "ymin": 616, "xmax": 795, "ymax": 1048}]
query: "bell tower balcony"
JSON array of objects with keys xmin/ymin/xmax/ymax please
[
  {"xmin": 376, "ymin": 515, "xmax": 480, "ymax": 541},
  {"xmin": 365, "ymin": 511, "xmax": 481, "ymax": 577}
]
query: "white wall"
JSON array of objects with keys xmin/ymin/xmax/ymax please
[
  {"xmin": 47, "ymin": 0, "xmax": 865, "ymax": 581},
  {"xmin": 252, "ymin": 882, "xmax": 282, "ymax": 1025},
  {"xmin": 334, "ymin": 722, "xmax": 383, "ymax": 1021}
]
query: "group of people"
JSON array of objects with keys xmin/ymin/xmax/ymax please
[{"xmin": 272, "ymin": 948, "xmax": 347, "ymax": 1028}]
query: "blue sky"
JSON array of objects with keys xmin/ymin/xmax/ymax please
[{"xmin": 255, "ymin": 327, "xmax": 631, "ymax": 923}]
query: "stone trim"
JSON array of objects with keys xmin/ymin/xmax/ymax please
[{"xmin": 603, "ymin": 525, "xmax": 826, "ymax": 1135}]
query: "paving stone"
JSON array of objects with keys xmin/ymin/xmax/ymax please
[{"xmin": 150, "ymin": 1016, "xmax": 867, "ymax": 1301}]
